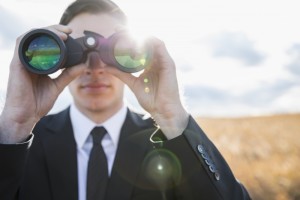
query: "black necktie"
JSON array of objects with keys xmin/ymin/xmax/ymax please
[{"xmin": 87, "ymin": 127, "xmax": 108, "ymax": 200}]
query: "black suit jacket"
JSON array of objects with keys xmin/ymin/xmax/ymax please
[{"xmin": 0, "ymin": 107, "xmax": 251, "ymax": 200}]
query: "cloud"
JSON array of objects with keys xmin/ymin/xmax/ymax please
[
  {"xmin": 184, "ymin": 84, "xmax": 232, "ymax": 103},
  {"xmin": 183, "ymin": 84, "xmax": 234, "ymax": 115},
  {"xmin": 286, "ymin": 44, "xmax": 300, "ymax": 75},
  {"xmin": 175, "ymin": 57, "xmax": 195, "ymax": 72},
  {"xmin": 240, "ymin": 79, "xmax": 298, "ymax": 106},
  {"xmin": 182, "ymin": 79, "xmax": 299, "ymax": 116},
  {"xmin": 209, "ymin": 31, "xmax": 265, "ymax": 66},
  {"xmin": 0, "ymin": 6, "xmax": 27, "ymax": 49}
]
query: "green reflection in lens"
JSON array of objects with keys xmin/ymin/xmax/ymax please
[
  {"xmin": 114, "ymin": 38, "xmax": 149, "ymax": 69},
  {"xmin": 25, "ymin": 35, "xmax": 61, "ymax": 71}
]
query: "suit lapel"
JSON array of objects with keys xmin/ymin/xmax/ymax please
[
  {"xmin": 105, "ymin": 110, "xmax": 155, "ymax": 200},
  {"xmin": 38, "ymin": 108, "xmax": 155, "ymax": 200},
  {"xmin": 41, "ymin": 108, "xmax": 78, "ymax": 200}
]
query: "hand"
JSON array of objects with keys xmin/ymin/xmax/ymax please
[
  {"xmin": 106, "ymin": 37, "xmax": 189, "ymax": 139},
  {"xmin": 0, "ymin": 25, "xmax": 85, "ymax": 143}
]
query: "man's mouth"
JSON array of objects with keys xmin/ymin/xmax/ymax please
[{"xmin": 81, "ymin": 82, "xmax": 110, "ymax": 93}]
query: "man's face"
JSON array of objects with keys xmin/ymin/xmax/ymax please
[{"xmin": 67, "ymin": 13, "xmax": 125, "ymax": 117}]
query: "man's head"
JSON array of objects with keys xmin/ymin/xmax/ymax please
[
  {"xmin": 62, "ymin": 0, "xmax": 128, "ymax": 122},
  {"xmin": 59, "ymin": 0, "xmax": 127, "ymax": 26}
]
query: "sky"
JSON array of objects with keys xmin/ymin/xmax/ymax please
[{"xmin": 0, "ymin": 0, "xmax": 300, "ymax": 117}]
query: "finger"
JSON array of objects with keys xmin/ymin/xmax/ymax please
[
  {"xmin": 53, "ymin": 24, "xmax": 72, "ymax": 33},
  {"xmin": 53, "ymin": 64, "xmax": 85, "ymax": 92},
  {"xmin": 16, "ymin": 25, "xmax": 72, "ymax": 49},
  {"xmin": 149, "ymin": 37, "xmax": 175, "ymax": 68},
  {"xmin": 44, "ymin": 24, "xmax": 72, "ymax": 34},
  {"xmin": 45, "ymin": 25, "xmax": 72, "ymax": 40}
]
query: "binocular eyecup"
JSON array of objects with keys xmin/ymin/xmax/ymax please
[{"xmin": 18, "ymin": 29, "xmax": 152, "ymax": 74}]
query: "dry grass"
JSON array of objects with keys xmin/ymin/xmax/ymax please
[{"xmin": 196, "ymin": 113, "xmax": 300, "ymax": 200}]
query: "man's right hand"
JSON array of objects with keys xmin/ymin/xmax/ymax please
[{"xmin": 0, "ymin": 25, "xmax": 85, "ymax": 144}]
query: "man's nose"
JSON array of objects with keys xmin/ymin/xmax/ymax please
[{"xmin": 85, "ymin": 52, "xmax": 107, "ymax": 74}]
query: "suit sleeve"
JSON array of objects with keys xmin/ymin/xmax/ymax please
[
  {"xmin": 0, "ymin": 135, "xmax": 33, "ymax": 200},
  {"xmin": 150, "ymin": 116, "xmax": 251, "ymax": 200}
]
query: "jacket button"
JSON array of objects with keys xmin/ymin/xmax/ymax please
[
  {"xmin": 209, "ymin": 164, "xmax": 217, "ymax": 173},
  {"xmin": 201, "ymin": 153, "xmax": 209, "ymax": 160},
  {"xmin": 214, "ymin": 171, "xmax": 220, "ymax": 181},
  {"xmin": 205, "ymin": 158, "xmax": 213, "ymax": 166},
  {"xmin": 197, "ymin": 144, "xmax": 205, "ymax": 154}
]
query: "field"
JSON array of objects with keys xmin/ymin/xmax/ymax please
[{"xmin": 196, "ymin": 113, "xmax": 300, "ymax": 200}]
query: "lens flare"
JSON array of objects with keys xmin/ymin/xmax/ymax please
[
  {"xmin": 144, "ymin": 87, "xmax": 150, "ymax": 93},
  {"xmin": 113, "ymin": 35, "xmax": 151, "ymax": 70},
  {"xmin": 143, "ymin": 78, "xmax": 149, "ymax": 83},
  {"xmin": 142, "ymin": 148, "xmax": 182, "ymax": 190}
]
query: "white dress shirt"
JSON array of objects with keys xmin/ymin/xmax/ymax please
[{"xmin": 70, "ymin": 103, "xmax": 127, "ymax": 200}]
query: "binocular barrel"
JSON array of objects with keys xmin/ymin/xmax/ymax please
[{"xmin": 18, "ymin": 29, "xmax": 152, "ymax": 74}]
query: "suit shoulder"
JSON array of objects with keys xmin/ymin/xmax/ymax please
[{"xmin": 33, "ymin": 108, "xmax": 70, "ymax": 135}]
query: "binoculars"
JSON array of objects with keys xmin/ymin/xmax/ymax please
[{"xmin": 18, "ymin": 29, "xmax": 152, "ymax": 74}]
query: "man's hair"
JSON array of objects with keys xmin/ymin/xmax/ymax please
[{"xmin": 59, "ymin": 0, "xmax": 127, "ymax": 25}]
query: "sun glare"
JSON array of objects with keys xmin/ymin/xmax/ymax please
[{"xmin": 115, "ymin": 0, "xmax": 181, "ymax": 41}]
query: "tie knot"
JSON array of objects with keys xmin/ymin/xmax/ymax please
[{"xmin": 90, "ymin": 126, "xmax": 107, "ymax": 145}]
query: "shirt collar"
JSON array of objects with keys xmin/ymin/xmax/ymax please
[{"xmin": 70, "ymin": 103, "xmax": 127, "ymax": 149}]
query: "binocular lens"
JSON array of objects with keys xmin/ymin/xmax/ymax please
[
  {"xmin": 113, "ymin": 36, "xmax": 150, "ymax": 71},
  {"xmin": 24, "ymin": 35, "xmax": 61, "ymax": 71}
]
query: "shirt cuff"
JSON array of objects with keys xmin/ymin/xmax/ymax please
[{"xmin": 0, "ymin": 134, "xmax": 34, "ymax": 147}]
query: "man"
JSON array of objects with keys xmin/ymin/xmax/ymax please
[{"xmin": 0, "ymin": 0, "xmax": 251, "ymax": 199}]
